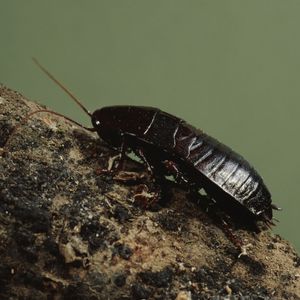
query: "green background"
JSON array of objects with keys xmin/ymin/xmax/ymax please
[{"xmin": 1, "ymin": 1, "xmax": 299, "ymax": 251}]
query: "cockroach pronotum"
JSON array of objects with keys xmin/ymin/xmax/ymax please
[{"xmin": 2, "ymin": 59, "xmax": 280, "ymax": 250}]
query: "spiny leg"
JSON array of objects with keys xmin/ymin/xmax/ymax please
[
  {"xmin": 162, "ymin": 160, "xmax": 189, "ymax": 186},
  {"xmin": 200, "ymin": 203, "xmax": 252, "ymax": 257},
  {"xmin": 137, "ymin": 148, "xmax": 155, "ymax": 176},
  {"xmin": 98, "ymin": 134, "xmax": 129, "ymax": 174},
  {"xmin": 219, "ymin": 218, "xmax": 251, "ymax": 257},
  {"xmin": 131, "ymin": 148, "xmax": 172, "ymax": 207},
  {"xmin": 113, "ymin": 133, "xmax": 128, "ymax": 171}
]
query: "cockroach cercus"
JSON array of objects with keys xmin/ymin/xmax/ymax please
[{"xmin": 2, "ymin": 59, "xmax": 280, "ymax": 255}]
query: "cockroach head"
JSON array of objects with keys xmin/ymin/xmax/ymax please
[
  {"xmin": 91, "ymin": 107, "xmax": 118, "ymax": 130},
  {"xmin": 91, "ymin": 108, "xmax": 123, "ymax": 148}
]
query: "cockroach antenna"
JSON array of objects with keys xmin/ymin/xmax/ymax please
[
  {"xmin": 32, "ymin": 58, "xmax": 92, "ymax": 118},
  {"xmin": 1, "ymin": 59, "xmax": 96, "ymax": 156}
]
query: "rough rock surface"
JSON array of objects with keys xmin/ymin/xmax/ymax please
[{"xmin": 0, "ymin": 85, "xmax": 299, "ymax": 299}]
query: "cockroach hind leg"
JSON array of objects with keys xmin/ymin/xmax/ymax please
[{"xmin": 220, "ymin": 218, "xmax": 252, "ymax": 257}]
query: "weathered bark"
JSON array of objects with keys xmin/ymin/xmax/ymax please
[{"xmin": 0, "ymin": 85, "xmax": 299, "ymax": 299}]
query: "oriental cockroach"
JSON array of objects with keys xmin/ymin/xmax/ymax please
[{"xmin": 2, "ymin": 59, "xmax": 280, "ymax": 241}]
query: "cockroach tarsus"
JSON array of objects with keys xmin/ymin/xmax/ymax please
[{"xmin": 2, "ymin": 59, "xmax": 281, "ymax": 254}]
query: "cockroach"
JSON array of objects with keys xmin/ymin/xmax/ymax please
[{"xmin": 3, "ymin": 59, "xmax": 280, "ymax": 236}]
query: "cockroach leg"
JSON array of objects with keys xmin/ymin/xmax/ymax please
[
  {"xmin": 97, "ymin": 135, "xmax": 129, "ymax": 174},
  {"xmin": 162, "ymin": 160, "xmax": 189, "ymax": 186},
  {"xmin": 113, "ymin": 171, "xmax": 146, "ymax": 184},
  {"xmin": 220, "ymin": 218, "xmax": 251, "ymax": 256},
  {"xmin": 135, "ymin": 148, "xmax": 171, "ymax": 187},
  {"xmin": 114, "ymin": 134, "xmax": 128, "ymax": 171},
  {"xmin": 131, "ymin": 148, "xmax": 172, "ymax": 205},
  {"xmin": 107, "ymin": 155, "xmax": 122, "ymax": 171},
  {"xmin": 137, "ymin": 148, "xmax": 155, "ymax": 176},
  {"xmin": 132, "ymin": 184, "xmax": 160, "ymax": 209}
]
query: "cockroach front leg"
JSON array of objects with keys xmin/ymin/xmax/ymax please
[
  {"xmin": 98, "ymin": 134, "xmax": 129, "ymax": 174},
  {"xmin": 113, "ymin": 134, "xmax": 128, "ymax": 171}
]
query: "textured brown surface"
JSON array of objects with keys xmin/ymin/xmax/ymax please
[{"xmin": 0, "ymin": 85, "xmax": 299, "ymax": 299}]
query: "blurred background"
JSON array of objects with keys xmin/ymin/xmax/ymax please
[{"xmin": 1, "ymin": 1, "xmax": 299, "ymax": 251}]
